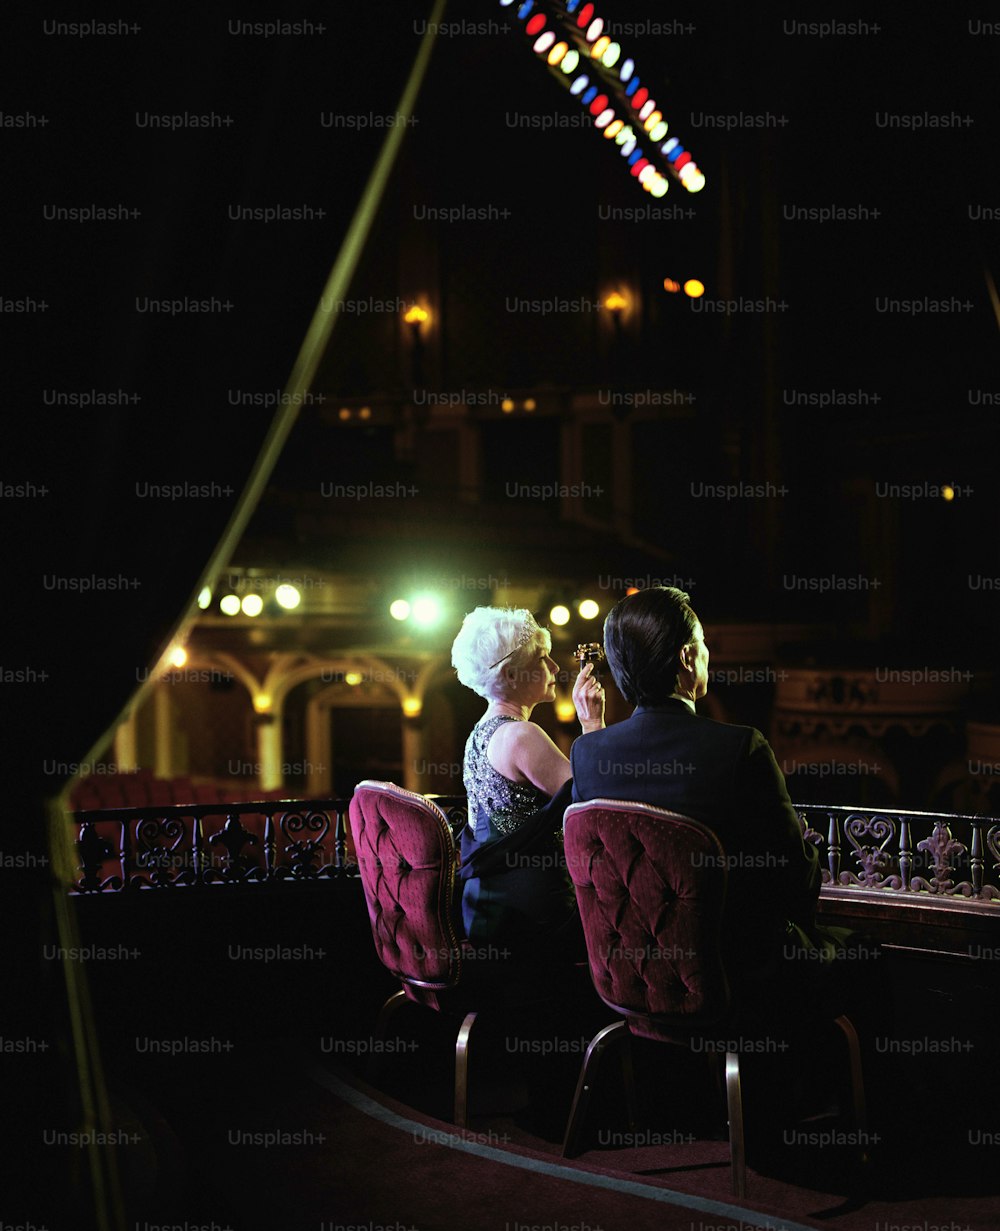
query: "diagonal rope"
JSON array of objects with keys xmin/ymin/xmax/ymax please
[{"xmin": 48, "ymin": 5, "xmax": 450, "ymax": 1226}]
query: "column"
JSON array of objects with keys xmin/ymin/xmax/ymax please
[
  {"xmin": 402, "ymin": 713, "xmax": 425, "ymax": 793},
  {"xmin": 153, "ymin": 685, "xmax": 173, "ymax": 778},
  {"xmin": 114, "ymin": 708, "xmax": 138, "ymax": 772},
  {"xmin": 254, "ymin": 710, "xmax": 283, "ymax": 792},
  {"xmin": 305, "ymin": 700, "xmax": 332, "ymax": 794}
]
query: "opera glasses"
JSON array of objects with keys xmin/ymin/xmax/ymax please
[{"xmin": 575, "ymin": 643, "xmax": 605, "ymax": 671}]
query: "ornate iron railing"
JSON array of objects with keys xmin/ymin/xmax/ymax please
[
  {"xmin": 796, "ymin": 805, "xmax": 1000, "ymax": 903},
  {"xmin": 67, "ymin": 796, "xmax": 1000, "ymax": 903},
  {"xmin": 67, "ymin": 795, "xmax": 468, "ymax": 894}
]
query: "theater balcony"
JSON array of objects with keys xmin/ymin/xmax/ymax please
[{"xmin": 60, "ymin": 786, "xmax": 1000, "ymax": 1225}]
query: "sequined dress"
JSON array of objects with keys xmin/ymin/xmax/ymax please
[
  {"xmin": 464, "ymin": 716, "xmax": 549, "ymax": 839},
  {"xmin": 459, "ymin": 715, "xmax": 576, "ymax": 946}
]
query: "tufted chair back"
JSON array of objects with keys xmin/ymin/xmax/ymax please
[
  {"xmin": 562, "ymin": 800, "xmax": 870, "ymax": 1196},
  {"xmin": 349, "ymin": 780, "xmax": 463, "ymax": 1001},
  {"xmin": 563, "ymin": 799, "xmax": 731, "ymax": 1039}
]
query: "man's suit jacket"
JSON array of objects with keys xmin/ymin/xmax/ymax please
[{"xmin": 570, "ymin": 699, "xmax": 821, "ymax": 980}]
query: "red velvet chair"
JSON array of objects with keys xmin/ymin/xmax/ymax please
[
  {"xmin": 349, "ymin": 779, "xmax": 565, "ymax": 1126},
  {"xmin": 561, "ymin": 799, "xmax": 868, "ymax": 1197}
]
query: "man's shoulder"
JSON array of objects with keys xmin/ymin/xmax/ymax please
[
  {"xmin": 572, "ymin": 712, "xmax": 635, "ymax": 754},
  {"xmin": 574, "ymin": 709, "xmax": 769, "ymax": 751},
  {"xmin": 571, "ymin": 722, "xmax": 610, "ymax": 763},
  {"xmin": 571, "ymin": 709, "xmax": 763, "ymax": 769},
  {"xmin": 640, "ymin": 706, "xmax": 763, "ymax": 751},
  {"xmin": 691, "ymin": 711, "xmax": 764, "ymax": 749}
]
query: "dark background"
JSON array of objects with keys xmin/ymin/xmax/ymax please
[
  {"xmin": 2, "ymin": 3, "xmax": 999, "ymax": 1222},
  {"xmin": 5, "ymin": 1, "xmax": 1000, "ymax": 781}
]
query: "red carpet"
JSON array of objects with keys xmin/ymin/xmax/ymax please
[
  {"xmin": 306, "ymin": 1062, "xmax": 1000, "ymax": 1231},
  {"xmin": 111, "ymin": 1045, "xmax": 1000, "ymax": 1231}
]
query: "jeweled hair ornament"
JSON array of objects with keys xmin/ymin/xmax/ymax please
[{"xmin": 489, "ymin": 621, "xmax": 535, "ymax": 670}]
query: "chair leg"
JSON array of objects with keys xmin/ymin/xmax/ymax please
[
  {"xmin": 454, "ymin": 1010, "xmax": 478, "ymax": 1128},
  {"xmin": 621, "ymin": 1032, "xmax": 638, "ymax": 1131},
  {"xmin": 562, "ymin": 1020, "xmax": 627, "ymax": 1159},
  {"xmin": 833, "ymin": 1014, "xmax": 870, "ymax": 1165},
  {"xmin": 725, "ymin": 1049, "xmax": 747, "ymax": 1198},
  {"xmin": 369, "ymin": 989, "xmax": 409, "ymax": 1083}
]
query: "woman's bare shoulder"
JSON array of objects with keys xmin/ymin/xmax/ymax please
[{"xmin": 490, "ymin": 719, "xmax": 553, "ymax": 748}]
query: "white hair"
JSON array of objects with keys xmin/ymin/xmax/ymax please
[{"xmin": 451, "ymin": 607, "xmax": 551, "ymax": 699}]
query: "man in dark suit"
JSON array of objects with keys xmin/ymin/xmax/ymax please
[
  {"xmin": 570, "ymin": 587, "xmax": 883, "ymax": 1155},
  {"xmin": 570, "ymin": 585, "xmax": 822, "ymax": 994}
]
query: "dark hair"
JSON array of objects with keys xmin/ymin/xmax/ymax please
[{"xmin": 603, "ymin": 587, "xmax": 700, "ymax": 705}]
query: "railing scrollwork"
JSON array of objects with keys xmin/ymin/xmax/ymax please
[
  {"xmin": 795, "ymin": 805, "xmax": 1000, "ymax": 903},
  {"xmin": 68, "ymin": 796, "xmax": 469, "ymax": 894},
  {"xmin": 69, "ymin": 796, "xmax": 1000, "ymax": 902}
]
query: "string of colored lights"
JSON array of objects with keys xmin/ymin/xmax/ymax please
[{"xmin": 500, "ymin": 0, "xmax": 705, "ymax": 197}]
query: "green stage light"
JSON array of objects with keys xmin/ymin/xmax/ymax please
[{"xmin": 411, "ymin": 595, "xmax": 443, "ymax": 627}]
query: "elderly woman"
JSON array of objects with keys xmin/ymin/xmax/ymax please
[{"xmin": 451, "ymin": 606, "xmax": 605, "ymax": 952}]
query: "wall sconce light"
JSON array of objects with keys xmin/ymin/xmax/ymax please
[
  {"xmin": 603, "ymin": 290, "xmax": 629, "ymax": 346},
  {"xmin": 403, "ymin": 303, "xmax": 429, "ymax": 332},
  {"xmin": 403, "ymin": 303, "xmax": 430, "ymax": 387}
]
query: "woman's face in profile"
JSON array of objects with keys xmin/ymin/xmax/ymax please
[{"xmin": 509, "ymin": 644, "xmax": 558, "ymax": 705}]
